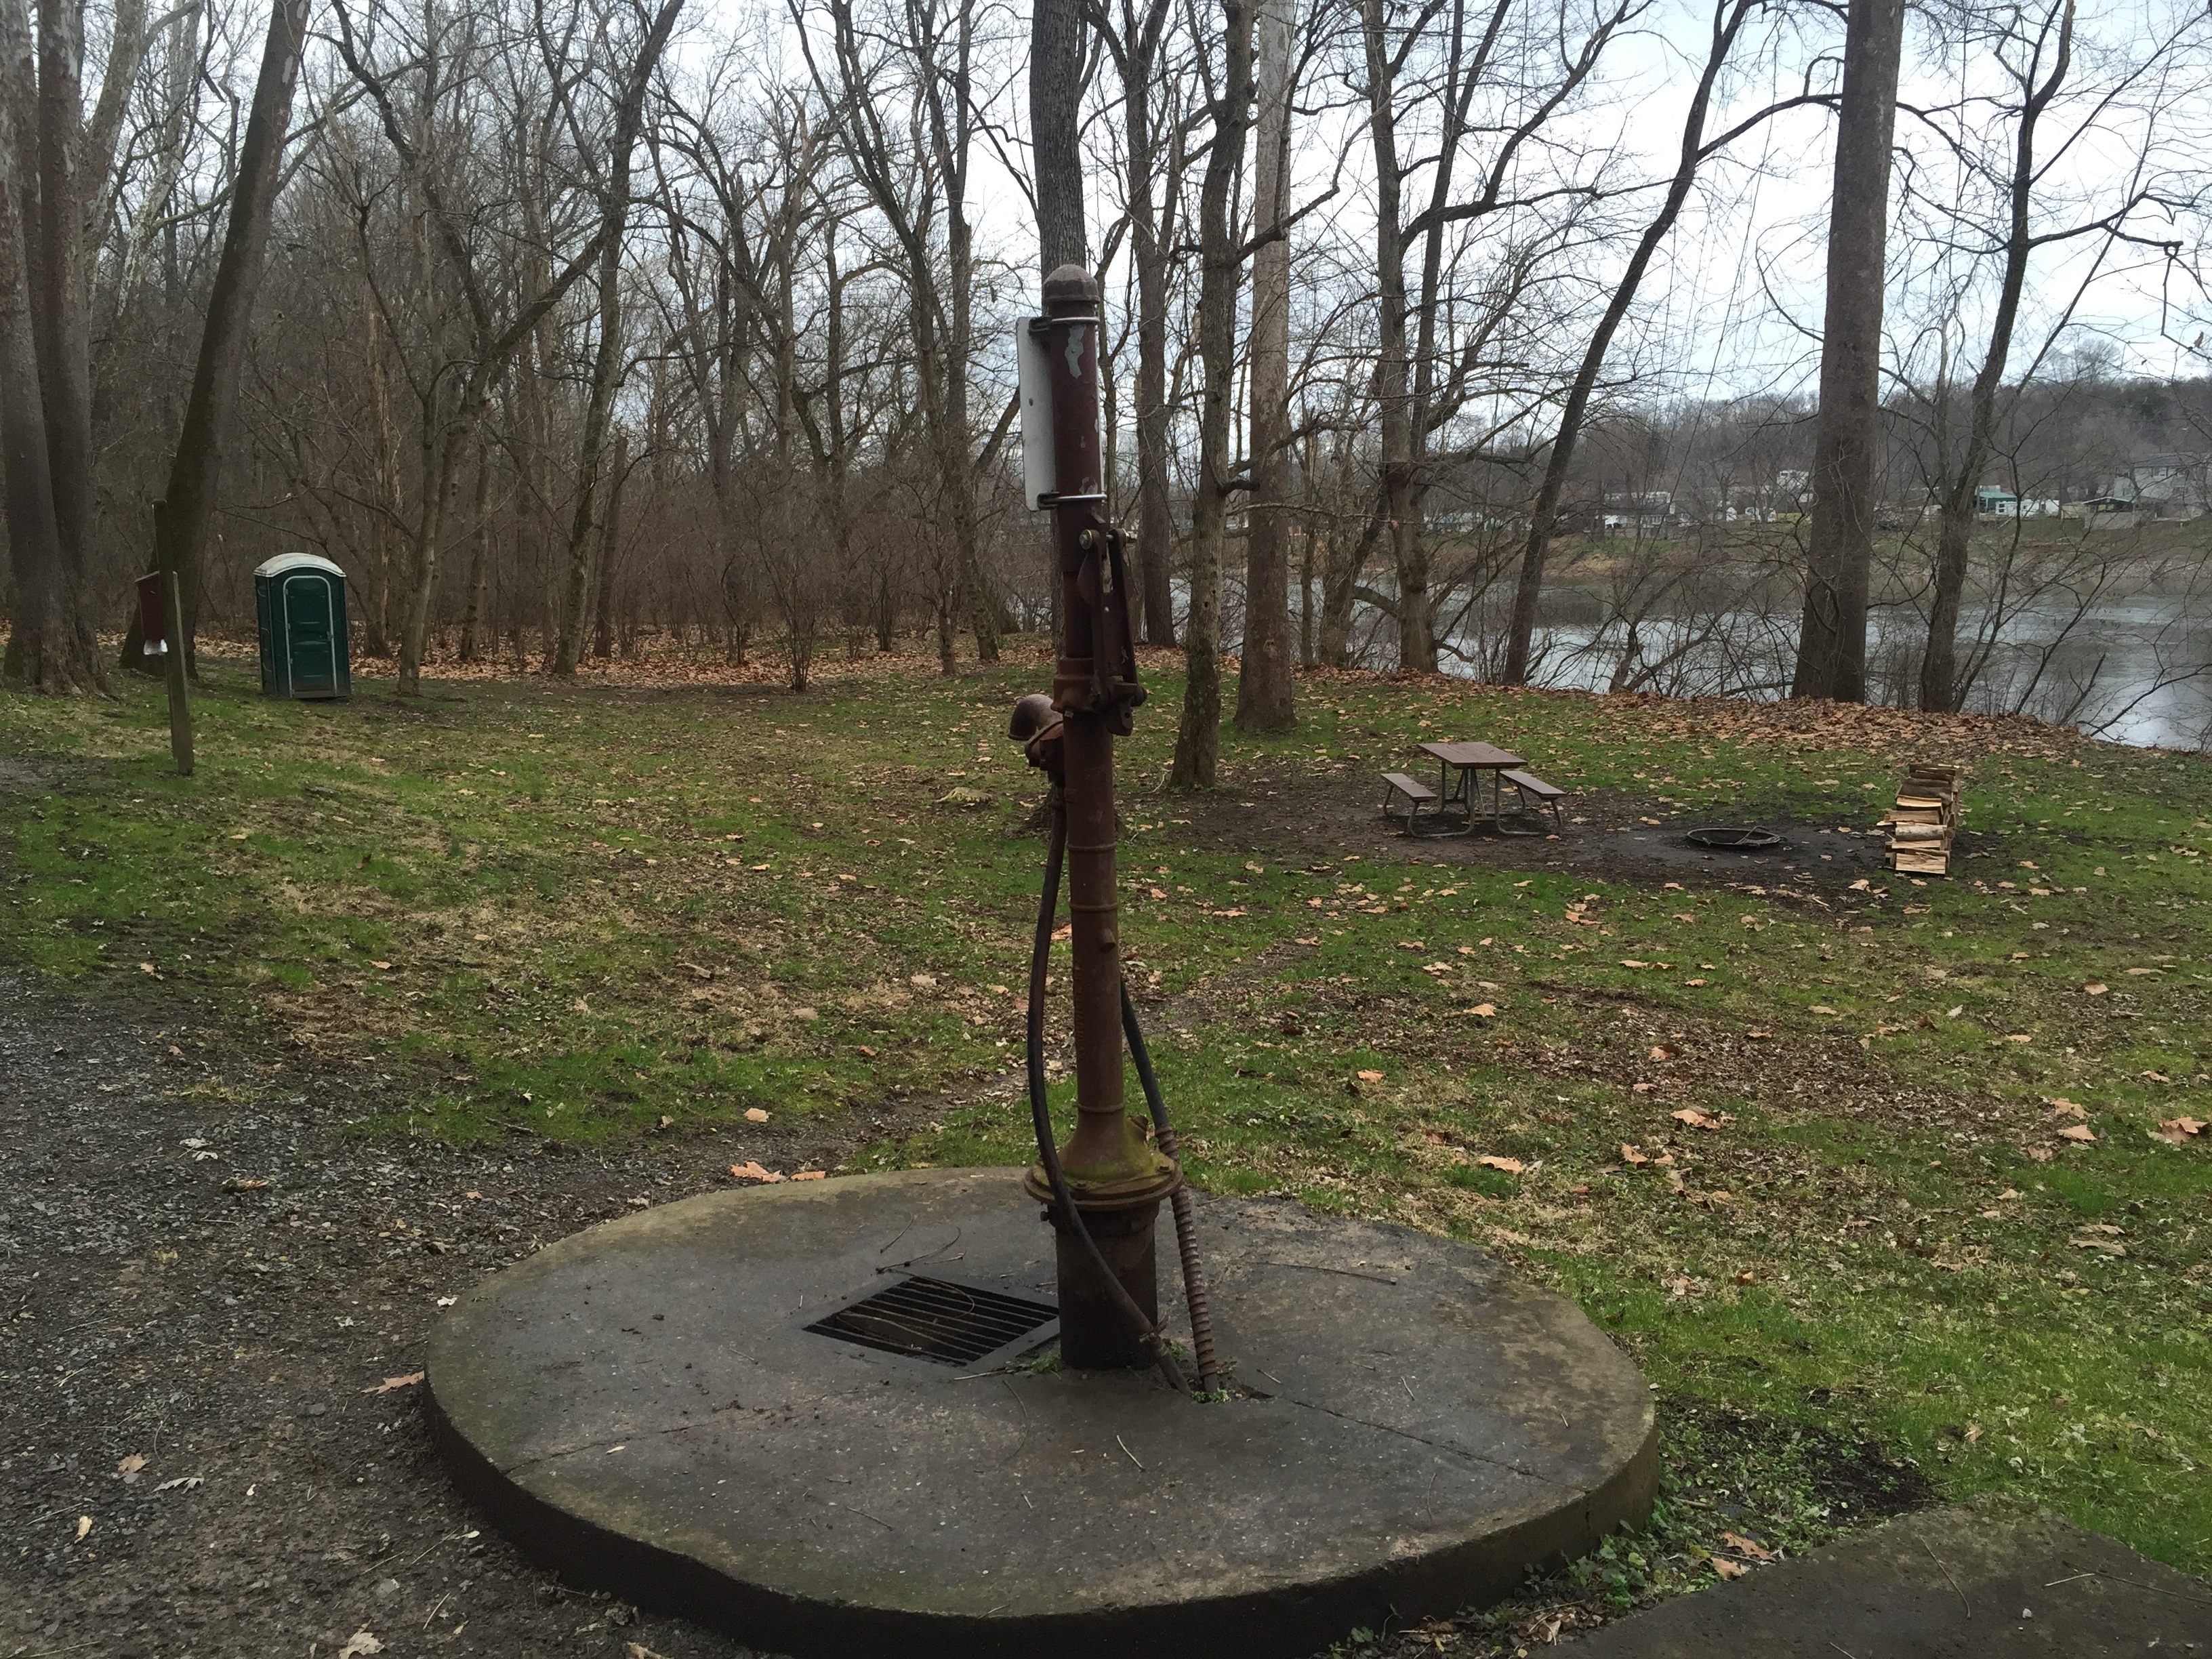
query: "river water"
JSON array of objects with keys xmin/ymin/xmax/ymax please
[{"xmin": 1206, "ymin": 580, "xmax": 2212, "ymax": 753}]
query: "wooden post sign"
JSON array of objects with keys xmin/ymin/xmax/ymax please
[
  {"xmin": 147, "ymin": 502, "xmax": 195, "ymax": 778},
  {"xmin": 135, "ymin": 573, "xmax": 170, "ymax": 658}
]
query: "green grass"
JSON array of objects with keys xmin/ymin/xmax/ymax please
[{"xmin": 3, "ymin": 645, "xmax": 2209, "ymax": 1580}]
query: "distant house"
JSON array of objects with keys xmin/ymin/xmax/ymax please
[
  {"xmin": 1598, "ymin": 491, "xmax": 1681, "ymax": 539},
  {"xmin": 1975, "ymin": 486, "xmax": 2020, "ymax": 517},
  {"xmin": 2106, "ymin": 455, "xmax": 2208, "ymax": 518}
]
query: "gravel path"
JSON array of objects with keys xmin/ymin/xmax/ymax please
[{"xmin": 0, "ymin": 972, "xmax": 809, "ymax": 1659}]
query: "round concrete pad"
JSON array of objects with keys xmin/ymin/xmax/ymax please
[{"xmin": 426, "ymin": 1169, "xmax": 1655, "ymax": 1658}]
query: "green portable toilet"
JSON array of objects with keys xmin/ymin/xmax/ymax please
[{"xmin": 255, "ymin": 553, "xmax": 352, "ymax": 699}]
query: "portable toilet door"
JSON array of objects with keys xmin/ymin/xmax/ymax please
[{"xmin": 253, "ymin": 553, "xmax": 352, "ymax": 699}]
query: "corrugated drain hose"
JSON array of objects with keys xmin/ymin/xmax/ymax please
[
  {"xmin": 1027, "ymin": 804, "xmax": 1189, "ymax": 1393},
  {"xmin": 1121, "ymin": 981, "xmax": 1224, "ymax": 1394}
]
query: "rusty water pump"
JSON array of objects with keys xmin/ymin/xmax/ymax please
[{"xmin": 1010, "ymin": 267, "xmax": 1219, "ymax": 1393}]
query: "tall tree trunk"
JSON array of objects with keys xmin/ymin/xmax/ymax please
[
  {"xmin": 113, "ymin": 0, "xmax": 195, "ymax": 307},
  {"xmin": 1031, "ymin": 0, "xmax": 1086, "ymax": 274},
  {"xmin": 592, "ymin": 429, "xmax": 627, "ymax": 661},
  {"xmin": 1119, "ymin": 0, "xmax": 1177, "ymax": 646},
  {"xmin": 1235, "ymin": 0, "xmax": 1294, "ymax": 731},
  {"xmin": 1361, "ymin": 0, "xmax": 1429, "ymax": 674},
  {"xmin": 121, "ymin": 0, "xmax": 309, "ymax": 675},
  {"xmin": 552, "ymin": 0, "xmax": 682, "ymax": 678},
  {"xmin": 1033, "ymin": 0, "xmax": 1088, "ymax": 655},
  {"xmin": 0, "ymin": 0, "xmax": 82, "ymax": 690},
  {"xmin": 1168, "ymin": 0, "xmax": 1253, "ymax": 790},
  {"xmin": 1920, "ymin": 0, "xmax": 2072, "ymax": 714},
  {"xmin": 364, "ymin": 296, "xmax": 401, "ymax": 657},
  {"xmin": 398, "ymin": 424, "xmax": 466, "ymax": 695},
  {"xmin": 81, "ymin": 0, "xmax": 146, "ymax": 245},
  {"xmin": 31, "ymin": 0, "xmax": 91, "ymax": 577},
  {"xmin": 20, "ymin": 0, "xmax": 106, "ymax": 691},
  {"xmin": 1501, "ymin": 0, "xmax": 1756, "ymax": 685},
  {"xmin": 459, "ymin": 443, "xmax": 491, "ymax": 661},
  {"xmin": 1791, "ymin": 0, "xmax": 1905, "ymax": 703}
]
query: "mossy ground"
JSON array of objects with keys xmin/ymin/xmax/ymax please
[{"xmin": 3, "ymin": 642, "xmax": 2207, "ymax": 1614}]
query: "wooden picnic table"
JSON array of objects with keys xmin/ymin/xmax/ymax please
[{"xmin": 1418, "ymin": 740, "xmax": 1523, "ymax": 827}]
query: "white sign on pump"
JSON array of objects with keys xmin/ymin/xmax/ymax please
[{"xmin": 1017, "ymin": 319, "xmax": 1055, "ymax": 511}]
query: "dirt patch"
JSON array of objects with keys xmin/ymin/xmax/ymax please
[
  {"xmin": 1165, "ymin": 766, "xmax": 1920, "ymax": 899},
  {"xmin": 0, "ymin": 756, "xmax": 80, "ymax": 798}
]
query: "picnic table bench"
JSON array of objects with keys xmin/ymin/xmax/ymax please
[
  {"xmin": 1379, "ymin": 742, "xmax": 1568, "ymax": 836},
  {"xmin": 1500, "ymin": 768, "xmax": 1566, "ymax": 831},
  {"xmin": 1380, "ymin": 771, "xmax": 1446, "ymax": 835}
]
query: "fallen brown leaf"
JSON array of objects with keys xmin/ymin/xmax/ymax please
[
  {"xmin": 2153, "ymin": 1116, "xmax": 2205, "ymax": 1144},
  {"xmin": 1721, "ymin": 1531, "xmax": 1774, "ymax": 1561},
  {"xmin": 117, "ymin": 1454, "xmax": 146, "ymax": 1476},
  {"xmin": 1711, "ymin": 1556, "xmax": 1748, "ymax": 1580},
  {"xmin": 2057, "ymin": 1124, "xmax": 2097, "ymax": 1143},
  {"xmin": 1620, "ymin": 1143, "xmax": 1650, "ymax": 1165},
  {"xmin": 1475, "ymin": 1155, "xmax": 1523, "ymax": 1175},
  {"xmin": 364, "ymin": 1372, "xmax": 424, "ymax": 1395},
  {"xmin": 744, "ymin": 1107, "xmax": 771, "ymax": 1123},
  {"xmin": 731, "ymin": 1162, "xmax": 785, "ymax": 1183},
  {"xmin": 1671, "ymin": 1107, "xmax": 1734, "ymax": 1131}
]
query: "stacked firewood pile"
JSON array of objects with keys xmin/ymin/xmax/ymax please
[{"xmin": 1881, "ymin": 764, "xmax": 1962, "ymax": 875}]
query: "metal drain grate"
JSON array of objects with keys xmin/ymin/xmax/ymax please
[{"xmin": 804, "ymin": 1275, "xmax": 1059, "ymax": 1367}]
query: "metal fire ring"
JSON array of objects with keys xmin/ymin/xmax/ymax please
[{"xmin": 1683, "ymin": 826, "xmax": 1782, "ymax": 850}]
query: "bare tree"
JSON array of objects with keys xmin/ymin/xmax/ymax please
[
  {"xmin": 804, "ymin": 0, "xmax": 1001, "ymax": 670},
  {"xmin": 1, "ymin": 0, "xmax": 135, "ymax": 691},
  {"xmin": 1167, "ymin": 0, "xmax": 1254, "ymax": 789},
  {"xmin": 1032, "ymin": 0, "xmax": 1088, "ymax": 274},
  {"xmin": 549, "ymin": 0, "xmax": 685, "ymax": 678},
  {"xmin": 1906, "ymin": 0, "xmax": 2194, "ymax": 712},
  {"xmin": 1790, "ymin": 0, "xmax": 1906, "ymax": 702},
  {"xmin": 0, "ymin": 0, "xmax": 75, "ymax": 688},
  {"xmin": 333, "ymin": 0, "xmax": 611, "ymax": 695},
  {"xmin": 1235, "ymin": 0, "xmax": 1294, "ymax": 731},
  {"xmin": 123, "ymin": 0, "xmax": 312, "ymax": 674},
  {"xmin": 1502, "ymin": 0, "xmax": 1826, "ymax": 684},
  {"xmin": 1092, "ymin": 0, "xmax": 1190, "ymax": 645}
]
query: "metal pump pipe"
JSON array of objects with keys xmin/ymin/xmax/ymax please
[{"xmin": 1017, "ymin": 265, "xmax": 1184, "ymax": 1372}]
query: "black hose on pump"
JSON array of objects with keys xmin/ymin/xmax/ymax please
[{"xmin": 1026, "ymin": 804, "xmax": 1189, "ymax": 1393}]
